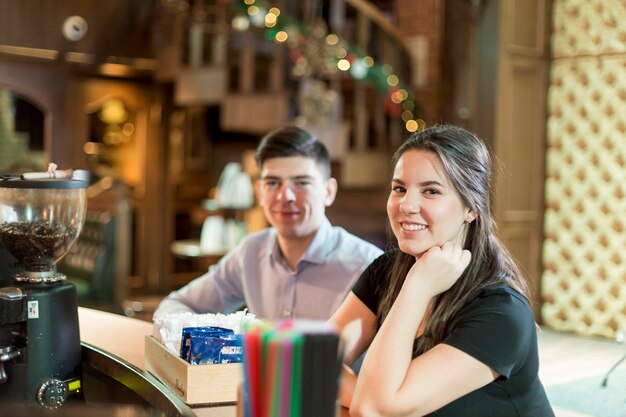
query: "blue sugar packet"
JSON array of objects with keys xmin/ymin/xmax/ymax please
[
  {"xmin": 188, "ymin": 333, "xmax": 244, "ymax": 365},
  {"xmin": 180, "ymin": 326, "xmax": 234, "ymax": 362}
]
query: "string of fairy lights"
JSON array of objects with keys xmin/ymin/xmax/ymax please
[{"xmin": 227, "ymin": 0, "xmax": 425, "ymax": 133}]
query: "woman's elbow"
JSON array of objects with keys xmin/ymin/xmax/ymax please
[
  {"xmin": 349, "ymin": 398, "xmax": 398, "ymax": 417},
  {"xmin": 349, "ymin": 397, "xmax": 423, "ymax": 417},
  {"xmin": 349, "ymin": 401, "xmax": 379, "ymax": 417}
]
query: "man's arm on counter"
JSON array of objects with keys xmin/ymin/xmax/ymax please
[{"xmin": 153, "ymin": 249, "xmax": 246, "ymax": 318}]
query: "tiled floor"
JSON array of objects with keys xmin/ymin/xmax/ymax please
[{"xmin": 538, "ymin": 327, "xmax": 625, "ymax": 417}]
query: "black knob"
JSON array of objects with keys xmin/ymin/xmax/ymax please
[
  {"xmin": 36, "ymin": 378, "xmax": 68, "ymax": 409},
  {"xmin": 0, "ymin": 346, "xmax": 20, "ymax": 384}
]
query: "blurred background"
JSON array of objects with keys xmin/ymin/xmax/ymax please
[{"xmin": 0, "ymin": 0, "xmax": 624, "ymax": 347}]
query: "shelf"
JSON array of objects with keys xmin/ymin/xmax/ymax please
[{"xmin": 169, "ymin": 239, "xmax": 227, "ymax": 259}]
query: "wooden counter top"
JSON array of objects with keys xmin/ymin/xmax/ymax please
[
  {"xmin": 77, "ymin": 307, "xmax": 347, "ymax": 417},
  {"xmin": 78, "ymin": 307, "xmax": 153, "ymax": 370}
]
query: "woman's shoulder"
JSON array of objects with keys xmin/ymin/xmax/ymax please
[
  {"xmin": 448, "ymin": 284, "xmax": 537, "ymax": 345},
  {"xmin": 476, "ymin": 284, "xmax": 529, "ymax": 304},
  {"xmin": 465, "ymin": 284, "xmax": 534, "ymax": 319},
  {"xmin": 354, "ymin": 249, "xmax": 398, "ymax": 291}
]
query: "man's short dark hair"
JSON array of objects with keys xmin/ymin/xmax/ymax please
[{"xmin": 255, "ymin": 126, "xmax": 331, "ymax": 179}]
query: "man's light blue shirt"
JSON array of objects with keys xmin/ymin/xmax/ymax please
[{"xmin": 154, "ymin": 217, "xmax": 383, "ymax": 320}]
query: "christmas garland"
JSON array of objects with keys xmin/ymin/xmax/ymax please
[{"xmin": 228, "ymin": 0, "xmax": 423, "ymax": 132}]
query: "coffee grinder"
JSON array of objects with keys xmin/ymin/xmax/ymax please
[{"xmin": 0, "ymin": 177, "xmax": 87, "ymax": 408}]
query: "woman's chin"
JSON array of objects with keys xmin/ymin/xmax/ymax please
[{"xmin": 398, "ymin": 242, "xmax": 427, "ymax": 258}]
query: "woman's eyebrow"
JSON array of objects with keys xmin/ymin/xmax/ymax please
[
  {"xmin": 419, "ymin": 180, "xmax": 444, "ymax": 187},
  {"xmin": 391, "ymin": 178, "xmax": 444, "ymax": 187}
]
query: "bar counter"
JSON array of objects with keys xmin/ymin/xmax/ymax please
[
  {"xmin": 78, "ymin": 307, "xmax": 348, "ymax": 417},
  {"xmin": 78, "ymin": 307, "xmax": 237, "ymax": 417}
]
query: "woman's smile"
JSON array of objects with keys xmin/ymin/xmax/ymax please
[{"xmin": 400, "ymin": 222, "xmax": 428, "ymax": 232}]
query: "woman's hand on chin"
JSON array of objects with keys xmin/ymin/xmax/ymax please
[{"xmin": 407, "ymin": 242, "xmax": 471, "ymax": 297}]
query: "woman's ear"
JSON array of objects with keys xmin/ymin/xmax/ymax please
[{"xmin": 464, "ymin": 210, "xmax": 477, "ymax": 224}]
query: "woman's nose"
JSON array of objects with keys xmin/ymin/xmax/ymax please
[{"xmin": 399, "ymin": 192, "xmax": 420, "ymax": 213}]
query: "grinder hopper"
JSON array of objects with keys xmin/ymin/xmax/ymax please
[{"xmin": 0, "ymin": 178, "xmax": 87, "ymax": 283}]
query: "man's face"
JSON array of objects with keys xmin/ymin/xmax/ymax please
[{"xmin": 256, "ymin": 156, "xmax": 337, "ymax": 241}]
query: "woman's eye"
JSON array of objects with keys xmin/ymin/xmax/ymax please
[
  {"xmin": 424, "ymin": 188, "xmax": 441, "ymax": 196},
  {"xmin": 392, "ymin": 186, "xmax": 406, "ymax": 193}
]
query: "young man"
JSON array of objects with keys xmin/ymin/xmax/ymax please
[{"xmin": 154, "ymin": 126, "xmax": 382, "ymax": 321}]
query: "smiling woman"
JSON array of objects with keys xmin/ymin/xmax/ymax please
[{"xmin": 331, "ymin": 124, "xmax": 555, "ymax": 417}]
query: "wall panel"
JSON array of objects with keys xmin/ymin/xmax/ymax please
[{"xmin": 494, "ymin": 0, "xmax": 551, "ymax": 316}]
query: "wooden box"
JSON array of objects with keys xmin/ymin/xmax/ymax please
[{"xmin": 144, "ymin": 335, "xmax": 242, "ymax": 405}]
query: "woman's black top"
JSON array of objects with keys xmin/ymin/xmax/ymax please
[{"xmin": 352, "ymin": 251, "xmax": 555, "ymax": 417}]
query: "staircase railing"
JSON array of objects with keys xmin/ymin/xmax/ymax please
[{"xmin": 157, "ymin": 0, "xmax": 418, "ymax": 185}]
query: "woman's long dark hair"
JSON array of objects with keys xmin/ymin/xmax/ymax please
[{"xmin": 376, "ymin": 125, "xmax": 531, "ymax": 354}]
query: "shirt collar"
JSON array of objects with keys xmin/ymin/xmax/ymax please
[
  {"xmin": 301, "ymin": 217, "xmax": 333, "ymax": 265},
  {"xmin": 267, "ymin": 217, "xmax": 334, "ymax": 266}
]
